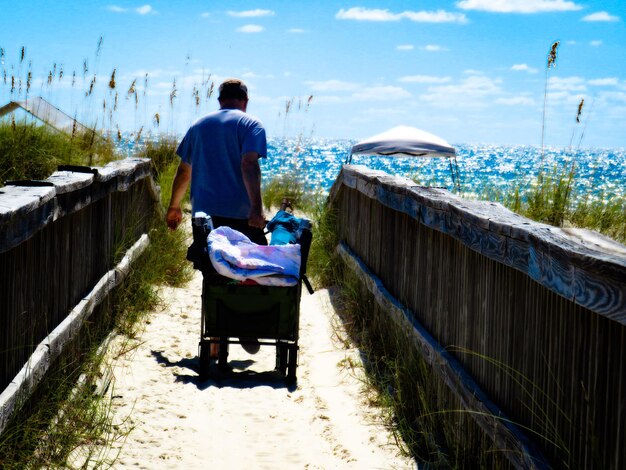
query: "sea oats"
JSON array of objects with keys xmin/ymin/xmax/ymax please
[
  {"xmin": 109, "ymin": 69, "xmax": 117, "ymax": 90},
  {"xmin": 170, "ymin": 78, "xmax": 177, "ymax": 107},
  {"xmin": 86, "ymin": 74, "xmax": 96, "ymax": 97},
  {"xmin": 127, "ymin": 79, "xmax": 136, "ymax": 98},
  {"xmin": 547, "ymin": 41, "xmax": 559, "ymax": 69},
  {"xmin": 576, "ymin": 98, "xmax": 584, "ymax": 123},
  {"xmin": 96, "ymin": 36, "xmax": 103, "ymax": 57}
]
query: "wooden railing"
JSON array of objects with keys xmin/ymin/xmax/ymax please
[
  {"xmin": 329, "ymin": 165, "xmax": 626, "ymax": 469},
  {"xmin": 0, "ymin": 159, "xmax": 159, "ymax": 433}
]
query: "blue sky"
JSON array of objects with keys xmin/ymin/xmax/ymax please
[{"xmin": 1, "ymin": 0, "xmax": 625, "ymax": 147}]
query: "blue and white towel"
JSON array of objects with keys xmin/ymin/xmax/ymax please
[{"xmin": 208, "ymin": 226, "xmax": 301, "ymax": 286}]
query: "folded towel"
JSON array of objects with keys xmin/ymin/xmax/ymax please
[{"xmin": 208, "ymin": 226, "xmax": 301, "ymax": 286}]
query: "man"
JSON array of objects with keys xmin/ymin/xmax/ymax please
[{"xmin": 166, "ymin": 78, "xmax": 267, "ymax": 245}]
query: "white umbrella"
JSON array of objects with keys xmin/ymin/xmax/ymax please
[
  {"xmin": 350, "ymin": 125, "xmax": 456, "ymax": 159},
  {"xmin": 347, "ymin": 126, "xmax": 460, "ymax": 191}
]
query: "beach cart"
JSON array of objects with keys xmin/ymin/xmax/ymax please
[{"xmin": 187, "ymin": 212, "xmax": 313, "ymax": 384}]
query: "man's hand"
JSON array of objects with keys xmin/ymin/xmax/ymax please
[
  {"xmin": 165, "ymin": 162, "xmax": 191, "ymax": 231},
  {"xmin": 166, "ymin": 206, "xmax": 183, "ymax": 230},
  {"xmin": 248, "ymin": 207, "xmax": 266, "ymax": 228}
]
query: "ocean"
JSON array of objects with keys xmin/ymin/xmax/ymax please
[
  {"xmin": 263, "ymin": 139, "xmax": 626, "ymax": 203},
  {"xmin": 123, "ymin": 137, "xmax": 625, "ymax": 203}
]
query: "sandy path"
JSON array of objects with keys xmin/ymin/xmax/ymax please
[{"xmin": 92, "ymin": 271, "xmax": 414, "ymax": 469}]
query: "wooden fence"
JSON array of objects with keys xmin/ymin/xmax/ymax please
[
  {"xmin": 329, "ymin": 165, "xmax": 626, "ymax": 469},
  {"xmin": 0, "ymin": 159, "xmax": 159, "ymax": 433}
]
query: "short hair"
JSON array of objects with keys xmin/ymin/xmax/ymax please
[{"xmin": 218, "ymin": 79, "xmax": 248, "ymax": 101}]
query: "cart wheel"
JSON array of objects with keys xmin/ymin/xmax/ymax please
[
  {"xmin": 276, "ymin": 342, "xmax": 288, "ymax": 375},
  {"xmin": 199, "ymin": 342, "xmax": 210, "ymax": 378},
  {"xmin": 286, "ymin": 344, "xmax": 298, "ymax": 384},
  {"xmin": 218, "ymin": 337, "xmax": 229, "ymax": 371}
]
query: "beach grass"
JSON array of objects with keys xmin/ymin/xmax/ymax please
[
  {"xmin": 326, "ymin": 262, "xmax": 512, "ymax": 467},
  {"xmin": 0, "ymin": 122, "xmax": 119, "ymax": 185},
  {"xmin": 262, "ymin": 170, "xmax": 323, "ymax": 214}
]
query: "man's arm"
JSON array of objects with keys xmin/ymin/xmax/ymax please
[
  {"xmin": 241, "ymin": 151, "xmax": 265, "ymax": 228},
  {"xmin": 166, "ymin": 161, "xmax": 192, "ymax": 230}
]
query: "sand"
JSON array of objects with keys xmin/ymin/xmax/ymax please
[{"xmin": 80, "ymin": 271, "xmax": 414, "ymax": 469}]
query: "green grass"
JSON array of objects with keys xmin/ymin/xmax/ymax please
[
  {"xmin": 568, "ymin": 194, "xmax": 626, "ymax": 243},
  {"xmin": 0, "ymin": 122, "xmax": 119, "ymax": 185},
  {"xmin": 262, "ymin": 170, "xmax": 323, "ymax": 214},
  {"xmin": 135, "ymin": 137, "xmax": 191, "ymax": 212},
  {"xmin": 477, "ymin": 166, "xmax": 626, "ymax": 245},
  {"xmin": 329, "ymin": 265, "xmax": 511, "ymax": 468},
  {"xmin": 308, "ymin": 199, "xmax": 340, "ymax": 289}
]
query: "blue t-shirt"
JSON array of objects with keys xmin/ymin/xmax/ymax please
[{"xmin": 176, "ymin": 109, "xmax": 267, "ymax": 219}]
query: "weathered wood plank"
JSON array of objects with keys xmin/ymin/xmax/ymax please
[
  {"xmin": 331, "ymin": 166, "xmax": 626, "ymax": 323},
  {"xmin": 0, "ymin": 159, "xmax": 156, "ymax": 254},
  {"xmin": 0, "ymin": 234, "xmax": 150, "ymax": 436},
  {"xmin": 337, "ymin": 242, "xmax": 551, "ymax": 469},
  {"xmin": 331, "ymin": 167, "xmax": 626, "ymax": 467}
]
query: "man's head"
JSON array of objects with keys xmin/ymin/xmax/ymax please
[{"xmin": 218, "ymin": 78, "xmax": 248, "ymax": 111}]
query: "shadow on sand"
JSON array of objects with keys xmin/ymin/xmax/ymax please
[{"xmin": 150, "ymin": 350, "xmax": 296, "ymax": 391}]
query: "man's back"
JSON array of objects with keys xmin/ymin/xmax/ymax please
[{"xmin": 177, "ymin": 108, "xmax": 267, "ymax": 219}]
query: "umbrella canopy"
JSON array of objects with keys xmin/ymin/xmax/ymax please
[{"xmin": 351, "ymin": 125, "xmax": 455, "ymax": 158}]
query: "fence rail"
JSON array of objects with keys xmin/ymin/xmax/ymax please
[
  {"xmin": 0, "ymin": 159, "xmax": 159, "ymax": 433},
  {"xmin": 329, "ymin": 165, "xmax": 626, "ymax": 469}
]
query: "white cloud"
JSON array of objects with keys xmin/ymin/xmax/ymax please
[
  {"xmin": 463, "ymin": 69, "xmax": 484, "ymax": 75},
  {"xmin": 305, "ymin": 79, "xmax": 360, "ymax": 92},
  {"xmin": 107, "ymin": 4, "xmax": 155, "ymax": 15},
  {"xmin": 288, "ymin": 28, "xmax": 306, "ymax": 33},
  {"xmin": 352, "ymin": 85, "xmax": 411, "ymax": 101},
  {"xmin": 335, "ymin": 7, "xmax": 467, "ymax": 24},
  {"xmin": 419, "ymin": 75, "xmax": 503, "ymax": 108},
  {"xmin": 582, "ymin": 11, "xmax": 620, "ymax": 22},
  {"xmin": 336, "ymin": 7, "xmax": 397, "ymax": 21},
  {"xmin": 398, "ymin": 75, "xmax": 452, "ymax": 84},
  {"xmin": 200, "ymin": 12, "xmax": 210, "ymax": 18},
  {"xmin": 396, "ymin": 44, "xmax": 414, "ymax": 51},
  {"xmin": 511, "ymin": 63, "xmax": 538, "ymax": 73},
  {"xmin": 597, "ymin": 91, "xmax": 626, "ymax": 104},
  {"xmin": 136, "ymin": 5, "xmax": 154, "ymax": 15},
  {"xmin": 402, "ymin": 11, "xmax": 468, "ymax": 23},
  {"xmin": 228, "ymin": 9, "xmax": 275, "ymax": 18},
  {"xmin": 456, "ymin": 0, "xmax": 582, "ymax": 13},
  {"xmin": 107, "ymin": 5, "xmax": 127, "ymax": 13},
  {"xmin": 236, "ymin": 24, "xmax": 265, "ymax": 33},
  {"xmin": 305, "ymin": 81, "xmax": 411, "ymax": 102},
  {"xmin": 590, "ymin": 40, "xmax": 603, "ymax": 47},
  {"xmin": 588, "ymin": 77, "xmax": 619, "ymax": 86},
  {"xmin": 421, "ymin": 44, "xmax": 447, "ymax": 52},
  {"xmin": 548, "ymin": 76, "xmax": 586, "ymax": 92},
  {"xmin": 496, "ymin": 96, "xmax": 535, "ymax": 106}
]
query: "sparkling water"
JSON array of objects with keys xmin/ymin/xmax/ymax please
[
  {"xmin": 263, "ymin": 139, "xmax": 626, "ymax": 203},
  {"xmin": 124, "ymin": 136, "xmax": 625, "ymax": 203}
]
